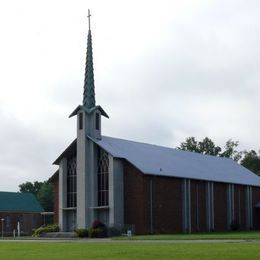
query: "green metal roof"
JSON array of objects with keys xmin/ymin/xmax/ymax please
[
  {"xmin": 69, "ymin": 105, "xmax": 109, "ymax": 119},
  {"xmin": 0, "ymin": 192, "xmax": 44, "ymax": 213}
]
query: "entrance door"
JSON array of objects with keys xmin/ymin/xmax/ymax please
[{"xmin": 66, "ymin": 211, "xmax": 76, "ymax": 232}]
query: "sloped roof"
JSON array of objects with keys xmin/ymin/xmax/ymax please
[
  {"xmin": 0, "ymin": 192, "xmax": 44, "ymax": 213},
  {"xmin": 89, "ymin": 135, "xmax": 260, "ymax": 187},
  {"xmin": 69, "ymin": 105, "xmax": 109, "ymax": 118},
  {"xmin": 49, "ymin": 170, "xmax": 59, "ymax": 182},
  {"xmin": 53, "ymin": 139, "xmax": 76, "ymax": 165}
]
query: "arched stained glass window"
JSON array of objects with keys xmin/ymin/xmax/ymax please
[
  {"xmin": 97, "ymin": 148, "xmax": 109, "ymax": 206},
  {"xmin": 67, "ymin": 156, "xmax": 77, "ymax": 207}
]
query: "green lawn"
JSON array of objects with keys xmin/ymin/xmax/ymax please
[
  {"xmin": 0, "ymin": 242, "xmax": 260, "ymax": 259},
  {"xmin": 114, "ymin": 231, "xmax": 260, "ymax": 240}
]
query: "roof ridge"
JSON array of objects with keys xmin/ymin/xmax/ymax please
[{"xmin": 101, "ymin": 135, "xmax": 233, "ymax": 161}]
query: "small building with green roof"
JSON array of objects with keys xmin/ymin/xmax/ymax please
[{"xmin": 0, "ymin": 191, "xmax": 44, "ymax": 235}]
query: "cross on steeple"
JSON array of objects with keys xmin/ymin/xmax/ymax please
[
  {"xmin": 69, "ymin": 9, "xmax": 109, "ymax": 120},
  {"xmin": 87, "ymin": 9, "xmax": 91, "ymax": 31}
]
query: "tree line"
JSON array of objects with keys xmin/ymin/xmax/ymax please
[{"xmin": 178, "ymin": 137, "xmax": 260, "ymax": 175}]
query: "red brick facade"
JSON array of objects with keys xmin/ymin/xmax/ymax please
[
  {"xmin": 52, "ymin": 172, "xmax": 59, "ymax": 224},
  {"xmin": 252, "ymin": 187, "xmax": 260, "ymax": 229},
  {"xmin": 234, "ymin": 185, "xmax": 246, "ymax": 229},
  {"xmin": 52, "ymin": 160, "xmax": 260, "ymax": 234},
  {"xmin": 151, "ymin": 176, "xmax": 182, "ymax": 233},
  {"xmin": 123, "ymin": 162, "xmax": 260, "ymax": 234},
  {"xmin": 214, "ymin": 182, "xmax": 228, "ymax": 231},
  {"xmin": 123, "ymin": 161, "xmax": 150, "ymax": 234},
  {"xmin": 190, "ymin": 180, "xmax": 207, "ymax": 232},
  {"xmin": 0, "ymin": 212, "xmax": 42, "ymax": 235}
]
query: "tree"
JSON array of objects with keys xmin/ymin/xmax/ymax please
[
  {"xmin": 178, "ymin": 137, "xmax": 222, "ymax": 156},
  {"xmin": 241, "ymin": 150, "xmax": 260, "ymax": 175},
  {"xmin": 178, "ymin": 137, "xmax": 201, "ymax": 153},
  {"xmin": 178, "ymin": 136, "xmax": 260, "ymax": 174},
  {"xmin": 37, "ymin": 182, "xmax": 54, "ymax": 212},
  {"xmin": 19, "ymin": 181, "xmax": 43, "ymax": 196},
  {"xmin": 19, "ymin": 180, "xmax": 53, "ymax": 211},
  {"xmin": 198, "ymin": 137, "xmax": 221, "ymax": 156},
  {"xmin": 220, "ymin": 139, "xmax": 242, "ymax": 161},
  {"xmin": 178, "ymin": 137, "xmax": 240, "ymax": 160}
]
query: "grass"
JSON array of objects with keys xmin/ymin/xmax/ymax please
[
  {"xmin": 113, "ymin": 231, "xmax": 260, "ymax": 240},
  {"xmin": 0, "ymin": 242, "xmax": 260, "ymax": 259}
]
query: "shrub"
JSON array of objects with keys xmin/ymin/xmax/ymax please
[
  {"xmin": 88, "ymin": 220, "xmax": 107, "ymax": 238},
  {"xmin": 107, "ymin": 226, "xmax": 122, "ymax": 237},
  {"xmin": 75, "ymin": 228, "xmax": 88, "ymax": 238},
  {"xmin": 89, "ymin": 228, "xmax": 107, "ymax": 238},
  {"xmin": 33, "ymin": 224, "xmax": 59, "ymax": 237},
  {"xmin": 32, "ymin": 227, "xmax": 45, "ymax": 237},
  {"xmin": 230, "ymin": 221, "xmax": 240, "ymax": 231},
  {"xmin": 92, "ymin": 220, "xmax": 106, "ymax": 229}
]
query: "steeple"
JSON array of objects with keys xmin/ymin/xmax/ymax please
[
  {"xmin": 83, "ymin": 9, "xmax": 95, "ymax": 109},
  {"xmin": 69, "ymin": 10, "xmax": 108, "ymax": 119}
]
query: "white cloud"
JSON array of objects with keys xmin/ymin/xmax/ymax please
[{"xmin": 0, "ymin": 0, "xmax": 259, "ymax": 191}]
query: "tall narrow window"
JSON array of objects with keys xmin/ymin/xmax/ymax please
[
  {"xmin": 95, "ymin": 113, "xmax": 100, "ymax": 130},
  {"xmin": 97, "ymin": 148, "xmax": 109, "ymax": 206},
  {"xmin": 79, "ymin": 113, "xmax": 83, "ymax": 130},
  {"xmin": 67, "ymin": 156, "xmax": 77, "ymax": 207}
]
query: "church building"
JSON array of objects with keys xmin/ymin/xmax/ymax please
[{"xmin": 51, "ymin": 12, "xmax": 260, "ymax": 234}]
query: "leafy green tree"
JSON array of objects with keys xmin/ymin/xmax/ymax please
[
  {"xmin": 241, "ymin": 150, "xmax": 260, "ymax": 175},
  {"xmin": 178, "ymin": 137, "xmax": 201, "ymax": 153},
  {"xmin": 178, "ymin": 137, "xmax": 260, "ymax": 174},
  {"xmin": 178, "ymin": 137, "xmax": 221, "ymax": 156},
  {"xmin": 19, "ymin": 180, "xmax": 54, "ymax": 211},
  {"xmin": 178, "ymin": 137, "xmax": 240, "ymax": 160},
  {"xmin": 220, "ymin": 139, "xmax": 242, "ymax": 161},
  {"xmin": 19, "ymin": 181, "xmax": 43, "ymax": 196},
  {"xmin": 37, "ymin": 182, "xmax": 54, "ymax": 212},
  {"xmin": 198, "ymin": 137, "xmax": 221, "ymax": 156}
]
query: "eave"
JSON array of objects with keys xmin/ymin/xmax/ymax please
[{"xmin": 69, "ymin": 105, "xmax": 109, "ymax": 118}]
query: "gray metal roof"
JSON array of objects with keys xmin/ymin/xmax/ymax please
[
  {"xmin": 53, "ymin": 139, "xmax": 76, "ymax": 165},
  {"xmin": 89, "ymin": 135, "xmax": 260, "ymax": 187}
]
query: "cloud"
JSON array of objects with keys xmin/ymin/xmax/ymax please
[
  {"xmin": 0, "ymin": 0, "xmax": 259, "ymax": 191},
  {"xmin": 0, "ymin": 109, "xmax": 74, "ymax": 191}
]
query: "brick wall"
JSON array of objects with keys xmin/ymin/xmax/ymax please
[
  {"xmin": 51, "ymin": 173, "xmax": 59, "ymax": 224},
  {"xmin": 124, "ymin": 161, "xmax": 184, "ymax": 234},
  {"xmin": 124, "ymin": 161, "xmax": 149, "ymax": 234},
  {"xmin": 252, "ymin": 187, "xmax": 260, "ymax": 229},
  {"xmin": 0, "ymin": 212, "xmax": 42, "ymax": 235},
  {"xmin": 214, "ymin": 182, "xmax": 228, "ymax": 231},
  {"xmin": 50, "ymin": 158, "xmax": 260, "ymax": 234},
  {"xmin": 151, "ymin": 176, "xmax": 182, "ymax": 233},
  {"xmin": 234, "ymin": 185, "xmax": 246, "ymax": 229},
  {"xmin": 123, "ymin": 160, "xmax": 260, "ymax": 234},
  {"xmin": 190, "ymin": 180, "xmax": 207, "ymax": 232}
]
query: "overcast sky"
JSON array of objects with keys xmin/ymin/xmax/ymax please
[{"xmin": 0, "ymin": 0, "xmax": 259, "ymax": 191}]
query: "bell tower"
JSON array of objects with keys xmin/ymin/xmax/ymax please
[
  {"xmin": 69, "ymin": 10, "xmax": 109, "ymax": 228},
  {"xmin": 69, "ymin": 10, "xmax": 109, "ymax": 138}
]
